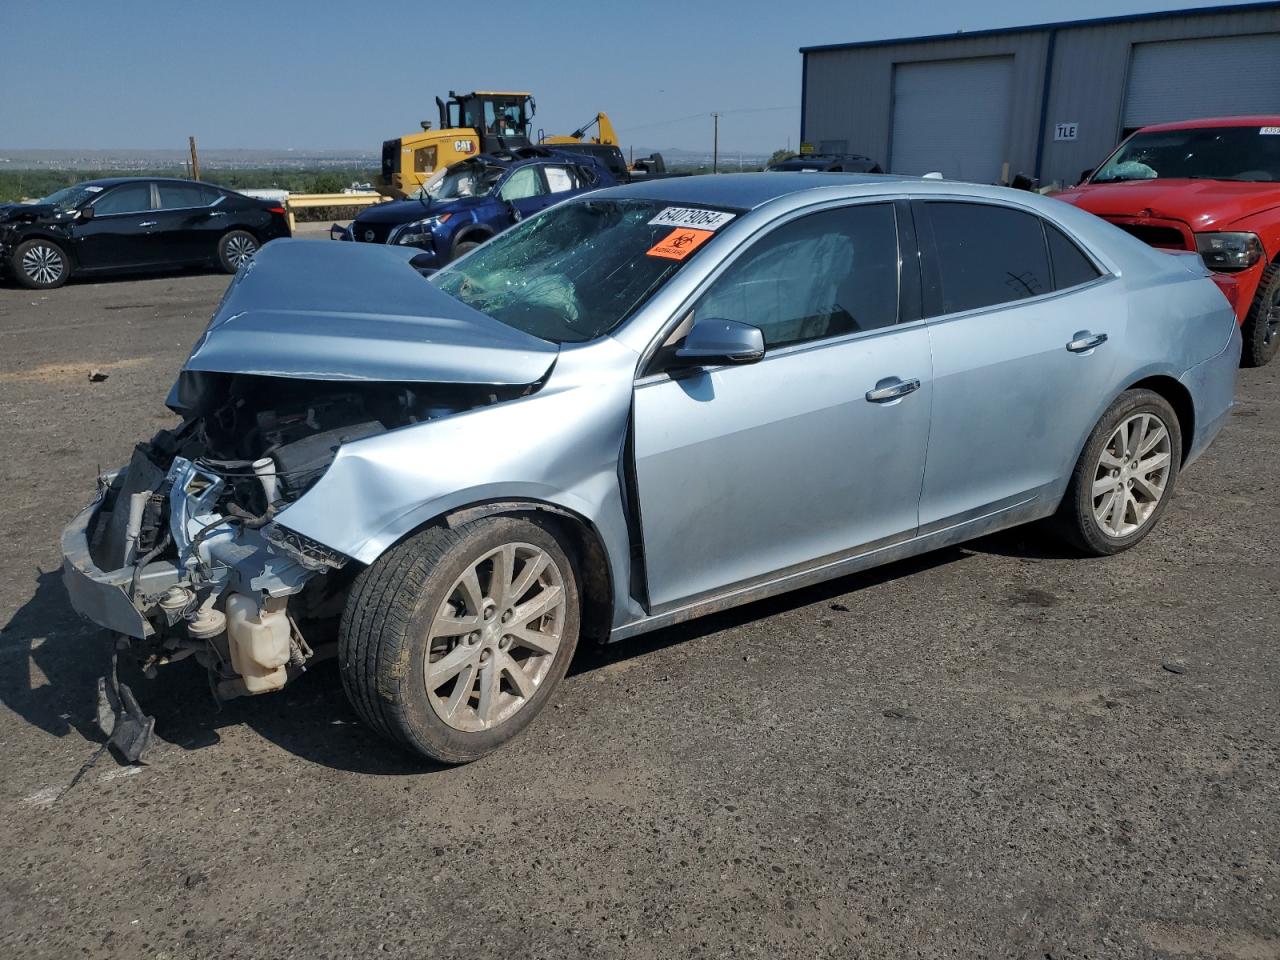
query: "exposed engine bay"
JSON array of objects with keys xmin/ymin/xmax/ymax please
[{"xmin": 78, "ymin": 373, "xmax": 528, "ymax": 755}]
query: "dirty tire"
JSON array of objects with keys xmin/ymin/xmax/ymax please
[
  {"xmin": 1241, "ymin": 263, "xmax": 1280, "ymax": 368},
  {"xmin": 450, "ymin": 238, "xmax": 482, "ymax": 262},
  {"xmin": 339, "ymin": 516, "xmax": 581, "ymax": 764},
  {"xmin": 217, "ymin": 230, "xmax": 259, "ymax": 273},
  {"xmin": 10, "ymin": 238, "xmax": 70, "ymax": 289},
  {"xmin": 1053, "ymin": 388, "xmax": 1182, "ymax": 557}
]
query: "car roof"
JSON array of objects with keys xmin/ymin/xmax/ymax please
[
  {"xmin": 592, "ymin": 172, "xmax": 916, "ymax": 209},
  {"xmin": 80, "ymin": 176, "xmax": 217, "ymax": 188},
  {"xmin": 1138, "ymin": 115, "xmax": 1280, "ymax": 133},
  {"xmin": 457, "ymin": 148, "xmax": 590, "ymax": 171}
]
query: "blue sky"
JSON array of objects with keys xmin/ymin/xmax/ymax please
[{"xmin": 0, "ymin": 0, "xmax": 1253, "ymax": 155}]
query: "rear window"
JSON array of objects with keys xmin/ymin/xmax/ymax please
[
  {"xmin": 431, "ymin": 199, "xmax": 736, "ymax": 343},
  {"xmin": 1046, "ymin": 224, "xmax": 1101, "ymax": 290},
  {"xmin": 157, "ymin": 182, "xmax": 220, "ymax": 209},
  {"xmin": 924, "ymin": 202, "xmax": 1052, "ymax": 315}
]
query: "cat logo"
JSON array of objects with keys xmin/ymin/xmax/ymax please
[{"xmin": 454, "ymin": 140, "xmax": 475, "ymax": 153}]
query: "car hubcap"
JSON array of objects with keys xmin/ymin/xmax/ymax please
[
  {"xmin": 424, "ymin": 543, "xmax": 565, "ymax": 732},
  {"xmin": 22, "ymin": 244, "xmax": 64, "ymax": 285},
  {"xmin": 225, "ymin": 235, "xmax": 257, "ymax": 267},
  {"xmin": 1092, "ymin": 413, "xmax": 1172, "ymax": 538}
]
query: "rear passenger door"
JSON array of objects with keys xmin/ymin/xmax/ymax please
[
  {"xmin": 913, "ymin": 199, "xmax": 1124, "ymax": 530},
  {"xmin": 152, "ymin": 182, "xmax": 226, "ymax": 264}
]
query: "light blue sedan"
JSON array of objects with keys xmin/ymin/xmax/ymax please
[{"xmin": 63, "ymin": 174, "xmax": 1240, "ymax": 763}]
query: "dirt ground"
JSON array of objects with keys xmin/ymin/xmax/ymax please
[{"xmin": 0, "ymin": 265, "xmax": 1276, "ymax": 960}]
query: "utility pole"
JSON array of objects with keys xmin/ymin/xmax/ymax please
[
  {"xmin": 712, "ymin": 113, "xmax": 719, "ymax": 174},
  {"xmin": 188, "ymin": 136, "xmax": 201, "ymax": 181}
]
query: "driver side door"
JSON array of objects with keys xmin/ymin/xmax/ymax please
[
  {"xmin": 631, "ymin": 201, "xmax": 934, "ymax": 610},
  {"xmin": 497, "ymin": 165, "xmax": 552, "ymax": 220},
  {"xmin": 74, "ymin": 181, "xmax": 157, "ymax": 270}
]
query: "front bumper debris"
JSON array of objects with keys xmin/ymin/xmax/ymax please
[{"xmin": 97, "ymin": 647, "xmax": 155, "ymax": 763}]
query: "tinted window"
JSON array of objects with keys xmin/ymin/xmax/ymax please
[
  {"xmin": 1046, "ymin": 223, "xmax": 1101, "ymax": 290},
  {"xmin": 692, "ymin": 203, "xmax": 899, "ymax": 348},
  {"xmin": 93, "ymin": 183, "xmax": 153, "ymax": 215},
  {"xmin": 157, "ymin": 182, "xmax": 218, "ymax": 209},
  {"xmin": 498, "ymin": 166, "xmax": 547, "ymax": 201},
  {"xmin": 925, "ymin": 202, "xmax": 1051, "ymax": 315}
]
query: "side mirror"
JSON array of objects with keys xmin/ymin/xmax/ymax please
[
  {"xmin": 77, "ymin": 205, "xmax": 95, "ymax": 221},
  {"xmin": 672, "ymin": 318, "xmax": 765, "ymax": 368},
  {"xmin": 1078, "ymin": 168, "xmax": 1095, "ymax": 185}
]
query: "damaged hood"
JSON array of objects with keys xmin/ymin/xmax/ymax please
[
  {"xmin": 181, "ymin": 238, "xmax": 558, "ymax": 385},
  {"xmin": 1057, "ymin": 179, "xmax": 1280, "ymax": 231},
  {"xmin": 0, "ymin": 202, "xmax": 62, "ymax": 225}
]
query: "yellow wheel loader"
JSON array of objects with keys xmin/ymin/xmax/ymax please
[{"xmin": 379, "ymin": 91, "xmax": 541, "ymax": 197}]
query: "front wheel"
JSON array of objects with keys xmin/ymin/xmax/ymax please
[
  {"xmin": 1054, "ymin": 389, "xmax": 1182, "ymax": 556},
  {"xmin": 339, "ymin": 516, "xmax": 580, "ymax": 764},
  {"xmin": 1241, "ymin": 263, "xmax": 1279, "ymax": 368},
  {"xmin": 217, "ymin": 230, "xmax": 259, "ymax": 273},
  {"xmin": 10, "ymin": 238, "xmax": 70, "ymax": 289}
]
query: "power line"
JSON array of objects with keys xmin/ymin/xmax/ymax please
[{"xmin": 616, "ymin": 104, "xmax": 799, "ymax": 134}]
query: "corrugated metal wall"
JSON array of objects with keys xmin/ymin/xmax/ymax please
[
  {"xmin": 1040, "ymin": 6, "xmax": 1280, "ymax": 185},
  {"xmin": 803, "ymin": 32, "xmax": 1048, "ymax": 180},
  {"xmin": 802, "ymin": 4, "xmax": 1280, "ymax": 188}
]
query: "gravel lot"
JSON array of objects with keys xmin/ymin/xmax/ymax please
[{"xmin": 0, "ymin": 265, "xmax": 1276, "ymax": 960}]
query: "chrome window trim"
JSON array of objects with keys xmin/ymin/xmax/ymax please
[
  {"xmin": 919, "ymin": 273, "xmax": 1118, "ymax": 329},
  {"xmin": 910, "ymin": 194, "xmax": 1119, "ymax": 326}
]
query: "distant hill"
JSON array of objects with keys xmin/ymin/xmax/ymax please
[{"xmin": 0, "ymin": 145, "xmax": 769, "ymax": 172}]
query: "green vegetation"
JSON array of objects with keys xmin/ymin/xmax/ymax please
[{"xmin": 0, "ymin": 166, "xmax": 378, "ymax": 202}]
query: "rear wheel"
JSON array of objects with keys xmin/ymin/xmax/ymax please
[
  {"xmin": 1054, "ymin": 389, "xmax": 1182, "ymax": 556},
  {"xmin": 1241, "ymin": 263, "xmax": 1279, "ymax": 368},
  {"xmin": 10, "ymin": 238, "xmax": 70, "ymax": 289},
  {"xmin": 339, "ymin": 516, "xmax": 580, "ymax": 764},
  {"xmin": 217, "ymin": 230, "xmax": 259, "ymax": 273}
]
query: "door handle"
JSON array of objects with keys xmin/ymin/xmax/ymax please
[
  {"xmin": 208, "ymin": 210, "xmax": 226, "ymax": 218},
  {"xmin": 137, "ymin": 220, "xmax": 157, "ymax": 228},
  {"xmin": 1066, "ymin": 331, "xmax": 1108, "ymax": 353},
  {"xmin": 865, "ymin": 377, "xmax": 921, "ymax": 403}
]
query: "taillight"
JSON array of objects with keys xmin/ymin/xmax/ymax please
[{"xmin": 267, "ymin": 206, "xmax": 286, "ymax": 215}]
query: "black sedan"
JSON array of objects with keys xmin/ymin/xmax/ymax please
[{"xmin": 0, "ymin": 177, "xmax": 291, "ymax": 289}]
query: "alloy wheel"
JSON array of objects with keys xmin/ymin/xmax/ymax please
[
  {"xmin": 224, "ymin": 234, "xmax": 258, "ymax": 267},
  {"xmin": 1092, "ymin": 412, "xmax": 1172, "ymax": 538},
  {"xmin": 21, "ymin": 244, "xmax": 64, "ymax": 285},
  {"xmin": 424, "ymin": 543, "xmax": 566, "ymax": 732}
]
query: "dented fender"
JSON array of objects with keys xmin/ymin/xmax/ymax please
[{"xmin": 273, "ymin": 336, "xmax": 645, "ymax": 627}]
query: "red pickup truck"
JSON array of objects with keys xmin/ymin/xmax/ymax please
[{"xmin": 1056, "ymin": 116, "xmax": 1280, "ymax": 367}]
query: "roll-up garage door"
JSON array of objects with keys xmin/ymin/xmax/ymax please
[
  {"xmin": 890, "ymin": 57, "xmax": 1013, "ymax": 182},
  {"xmin": 1124, "ymin": 34, "xmax": 1280, "ymax": 129}
]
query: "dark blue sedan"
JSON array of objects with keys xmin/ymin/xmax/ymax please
[{"xmin": 340, "ymin": 148, "xmax": 614, "ymax": 267}]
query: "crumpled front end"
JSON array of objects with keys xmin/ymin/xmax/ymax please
[{"xmin": 62, "ymin": 367, "xmax": 537, "ymax": 760}]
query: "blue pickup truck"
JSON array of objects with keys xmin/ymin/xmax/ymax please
[{"xmin": 338, "ymin": 147, "xmax": 615, "ymax": 267}]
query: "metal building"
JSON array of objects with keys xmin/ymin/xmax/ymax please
[{"xmin": 799, "ymin": 2, "xmax": 1280, "ymax": 187}]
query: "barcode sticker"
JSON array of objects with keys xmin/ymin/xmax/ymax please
[{"xmin": 649, "ymin": 207, "xmax": 735, "ymax": 231}]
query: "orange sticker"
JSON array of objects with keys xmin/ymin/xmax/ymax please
[{"xmin": 646, "ymin": 228, "xmax": 714, "ymax": 261}]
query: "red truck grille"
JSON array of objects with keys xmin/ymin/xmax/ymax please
[{"xmin": 1103, "ymin": 216, "xmax": 1194, "ymax": 251}]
